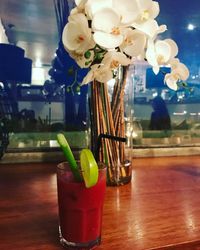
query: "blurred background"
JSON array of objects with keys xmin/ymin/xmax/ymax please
[{"xmin": 0, "ymin": 0, "xmax": 200, "ymax": 158}]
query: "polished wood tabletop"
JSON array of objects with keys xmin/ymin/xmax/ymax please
[{"xmin": 1, "ymin": 156, "xmax": 200, "ymax": 250}]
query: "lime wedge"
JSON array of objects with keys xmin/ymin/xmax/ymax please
[{"xmin": 80, "ymin": 149, "xmax": 99, "ymax": 188}]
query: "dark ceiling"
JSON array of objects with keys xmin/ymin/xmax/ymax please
[{"xmin": 0, "ymin": 0, "xmax": 199, "ymax": 81}]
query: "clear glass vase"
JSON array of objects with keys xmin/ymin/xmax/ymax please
[{"xmin": 89, "ymin": 66, "xmax": 133, "ymax": 186}]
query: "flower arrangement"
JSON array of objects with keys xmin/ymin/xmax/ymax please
[
  {"xmin": 62, "ymin": 0, "xmax": 190, "ymax": 185},
  {"xmin": 62, "ymin": 0, "xmax": 189, "ymax": 91}
]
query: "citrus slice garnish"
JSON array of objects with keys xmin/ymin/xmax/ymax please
[{"xmin": 80, "ymin": 149, "xmax": 99, "ymax": 188}]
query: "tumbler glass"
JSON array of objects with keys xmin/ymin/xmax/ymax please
[{"xmin": 57, "ymin": 162, "xmax": 106, "ymax": 249}]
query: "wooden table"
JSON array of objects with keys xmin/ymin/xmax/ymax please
[{"xmin": 1, "ymin": 156, "xmax": 200, "ymax": 250}]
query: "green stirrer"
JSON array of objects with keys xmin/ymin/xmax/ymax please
[{"xmin": 57, "ymin": 133, "xmax": 81, "ymax": 181}]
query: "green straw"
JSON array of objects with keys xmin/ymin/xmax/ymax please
[{"xmin": 57, "ymin": 133, "xmax": 82, "ymax": 181}]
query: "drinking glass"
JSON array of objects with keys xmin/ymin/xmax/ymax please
[{"xmin": 57, "ymin": 162, "xmax": 106, "ymax": 249}]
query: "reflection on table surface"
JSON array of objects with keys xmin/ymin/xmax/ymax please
[{"xmin": 1, "ymin": 156, "xmax": 200, "ymax": 249}]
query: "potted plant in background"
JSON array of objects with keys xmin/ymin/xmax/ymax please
[{"xmin": 62, "ymin": 0, "xmax": 189, "ymax": 185}]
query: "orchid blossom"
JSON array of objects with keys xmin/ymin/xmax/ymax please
[
  {"xmin": 134, "ymin": 0, "xmax": 160, "ymax": 24},
  {"xmin": 92, "ymin": 8, "xmax": 124, "ymax": 49},
  {"xmin": 62, "ymin": 0, "xmax": 189, "ymax": 87},
  {"xmin": 133, "ymin": 19, "xmax": 167, "ymax": 38},
  {"xmin": 82, "ymin": 64, "xmax": 113, "ymax": 85},
  {"xmin": 62, "ymin": 13, "xmax": 95, "ymax": 54},
  {"xmin": 82, "ymin": 51, "xmax": 131, "ymax": 84},
  {"xmin": 164, "ymin": 59, "xmax": 190, "ymax": 90},
  {"xmin": 146, "ymin": 38, "xmax": 178, "ymax": 74},
  {"xmin": 101, "ymin": 51, "xmax": 131, "ymax": 70},
  {"xmin": 120, "ymin": 29, "xmax": 147, "ymax": 58},
  {"xmin": 112, "ymin": 0, "xmax": 140, "ymax": 25},
  {"xmin": 130, "ymin": 0, "xmax": 161, "ymax": 37},
  {"xmin": 85, "ymin": 0, "xmax": 112, "ymax": 19}
]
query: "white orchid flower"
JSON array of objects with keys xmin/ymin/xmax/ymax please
[
  {"xmin": 102, "ymin": 51, "xmax": 131, "ymax": 70},
  {"xmin": 85, "ymin": 0, "xmax": 112, "ymax": 19},
  {"xmin": 146, "ymin": 38, "xmax": 178, "ymax": 74},
  {"xmin": 112, "ymin": 0, "xmax": 140, "ymax": 25},
  {"xmin": 133, "ymin": 19, "xmax": 167, "ymax": 38},
  {"xmin": 82, "ymin": 51, "xmax": 131, "ymax": 84},
  {"xmin": 134, "ymin": 0, "xmax": 160, "ymax": 24},
  {"xmin": 169, "ymin": 58, "xmax": 183, "ymax": 70},
  {"xmin": 164, "ymin": 39, "xmax": 179, "ymax": 59},
  {"xmin": 120, "ymin": 29, "xmax": 147, "ymax": 58},
  {"xmin": 92, "ymin": 8, "xmax": 124, "ymax": 49},
  {"xmin": 62, "ymin": 13, "xmax": 95, "ymax": 54},
  {"xmin": 164, "ymin": 60, "xmax": 189, "ymax": 90},
  {"xmin": 61, "ymin": 0, "xmax": 189, "ymax": 87},
  {"xmin": 82, "ymin": 64, "xmax": 113, "ymax": 85}
]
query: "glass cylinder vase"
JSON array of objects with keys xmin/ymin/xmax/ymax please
[{"xmin": 89, "ymin": 66, "xmax": 133, "ymax": 186}]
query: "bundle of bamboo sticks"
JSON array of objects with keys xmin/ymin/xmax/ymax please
[{"xmin": 89, "ymin": 66, "xmax": 131, "ymax": 185}]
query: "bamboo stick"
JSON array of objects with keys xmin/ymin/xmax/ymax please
[{"xmin": 102, "ymin": 83, "xmax": 120, "ymax": 166}]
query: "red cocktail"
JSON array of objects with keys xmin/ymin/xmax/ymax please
[{"xmin": 57, "ymin": 162, "xmax": 106, "ymax": 249}]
